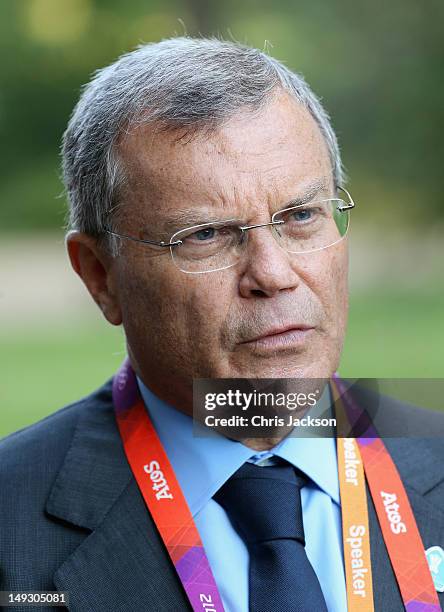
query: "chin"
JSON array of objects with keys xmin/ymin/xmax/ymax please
[
  {"xmin": 224, "ymin": 355, "xmax": 336, "ymax": 381},
  {"xmin": 264, "ymin": 362, "xmax": 334, "ymax": 380}
]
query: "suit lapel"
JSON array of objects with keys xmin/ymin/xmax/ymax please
[
  {"xmin": 52, "ymin": 479, "xmax": 190, "ymax": 611},
  {"xmin": 45, "ymin": 380, "xmax": 190, "ymax": 611}
]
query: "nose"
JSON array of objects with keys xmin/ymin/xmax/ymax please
[{"xmin": 238, "ymin": 224, "xmax": 302, "ymax": 299}]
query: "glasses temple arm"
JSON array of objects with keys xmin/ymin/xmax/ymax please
[{"xmin": 103, "ymin": 229, "xmax": 182, "ymax": 247}]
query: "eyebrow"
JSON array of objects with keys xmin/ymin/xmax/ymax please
[
  {"xmin": 152, "ymin": 177, "xmax": 329, "ymax": 235},
  {"xmin": 279, "ymin": 178, "xmax": 329, "ymax": 209}
]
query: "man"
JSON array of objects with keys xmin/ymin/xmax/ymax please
[{"xmin": 1, "ymin": 37, "xmax": 443, "ymax": 612}]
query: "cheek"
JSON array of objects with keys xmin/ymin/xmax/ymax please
[
  {"xmin": 117, "ymin": 256, "xmax": 180, "ymax": 343},
  {"xmin": 184, "ymin": 274, "xmax": 235, "ymax": 340},
  {"xmin": 296, "ymin": 243, "xmax": 348, "ymax": 320},
  {"xmin": 320, "ymin": 244, "xmax": 349, "ymax": 336},
  {"xmin": 120, "ymin": 255, "xmax": 235, "ymax": 352}
]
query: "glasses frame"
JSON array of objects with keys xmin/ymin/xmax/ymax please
[{"xmin": 103, "ymin": 185, "xmax": 355, "ymax": 273}]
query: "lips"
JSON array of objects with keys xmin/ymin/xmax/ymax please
[{"xmin": 241, "ymin": 324, "xmax": 315, "ymax": 345}]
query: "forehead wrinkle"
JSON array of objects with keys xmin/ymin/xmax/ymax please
[
  {"xmin": 236, "ymin": 163, "xmax": 287, "ymax": 175},
  {"xmin": 153, "ymin": 175, "xmax": 329, "ymax": 235},
  {"xmin": 156, "ymin": 196, "xmax": 241, "ymax": 234}
]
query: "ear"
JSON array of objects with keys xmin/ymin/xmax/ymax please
[{"xmin": 65, "ymin": 230, "xmax": 122, "ymax": 326}]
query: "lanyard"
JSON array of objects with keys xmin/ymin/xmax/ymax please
[
  {"xmin": 113, "ymin": 358, "xmax": 441, "ymax": 612},
  {"xmin": 332, "ymin": 375, "xmax": 441, "ymax": 612},
  {"xmin": 113, "ymin": 361, "xmax": 225, "ymax": 611},
  {"xmin": 336, "ymin": 434, "xmax": 374, "ymax": 611}
]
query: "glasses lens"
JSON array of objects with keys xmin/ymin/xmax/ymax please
[
  {"xmin": 273, "ymin": 199, "xmax": 350, "ymax": 254},
  {"xmin": 170, "ymin": 221, "xmax": 244, "ymax": 273}
]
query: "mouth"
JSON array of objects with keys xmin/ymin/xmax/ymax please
[{"xmin": 239, "ymin": 325, "xmax": 316, "ymax": 352}]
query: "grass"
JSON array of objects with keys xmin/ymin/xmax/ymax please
[
  {"xmin": 1, "ymin": 290, "xmax": 443, "ymax": 439},
  {"xmin": 341, "ymin": 291, "xmax": 444, "ymax": 377}
]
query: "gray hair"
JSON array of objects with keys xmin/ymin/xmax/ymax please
[{"xmin": 62, "ymin": 36, "xmax": 345, "ymax": 254}]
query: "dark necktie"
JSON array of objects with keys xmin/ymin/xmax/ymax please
[{"xmin": 213, "ymin": 461, "xmax": 328, "ymax": 612}]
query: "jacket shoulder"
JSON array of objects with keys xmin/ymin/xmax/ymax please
[{"xmin": 0, "ymin": 378, "xmax": 115, "ymax": 591}]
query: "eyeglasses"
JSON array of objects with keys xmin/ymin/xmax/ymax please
[{"xmin": 104, "ymin": 186, "xmax": 355, "ymax": 274}]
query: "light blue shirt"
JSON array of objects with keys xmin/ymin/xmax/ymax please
[{"xmin": 137, "ymin": 378, "xmax": 347, "ymax": 612}]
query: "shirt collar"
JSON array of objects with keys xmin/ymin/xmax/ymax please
[{"xmin": 137, "ymin": 378, "xmax": 340, "ymax": 516}]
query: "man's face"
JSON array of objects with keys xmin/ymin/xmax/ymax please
[{"xmin": 111, "ymin": 90, "xmax": 349, "ymax": 408}]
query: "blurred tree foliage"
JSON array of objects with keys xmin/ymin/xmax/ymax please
[{"xmin": 0, "ymin": 0, "xmax": 443, "ymax": 231}]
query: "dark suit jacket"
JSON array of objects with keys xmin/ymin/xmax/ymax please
[{"xmin": 1, "ymin": 377, "xmax": 444, "ymax": 612}]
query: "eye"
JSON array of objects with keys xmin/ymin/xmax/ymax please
[
  {"xmin": 291, "ymin": 208, "xmax": 312, "ymax": 222},
  {"xmin": 192, "ymin": 227, "xmax": 216, "ymax": 241}
]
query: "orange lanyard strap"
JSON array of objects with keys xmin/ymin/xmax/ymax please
[
  {"xmin": 333, "ymin": 376, "xmax": 441, "ymax": 611},
  {"xmin": 113, "ymin": 361, "xmax": 226, "ymax": 612},
  {"xmin": 337, "ymin": 435, "xmax": 375, "ymax": 611}
]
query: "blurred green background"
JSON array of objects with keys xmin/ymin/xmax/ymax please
[{"xmin": 1, "ymin": 0, "xmax": 443, "ymax": 438}]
